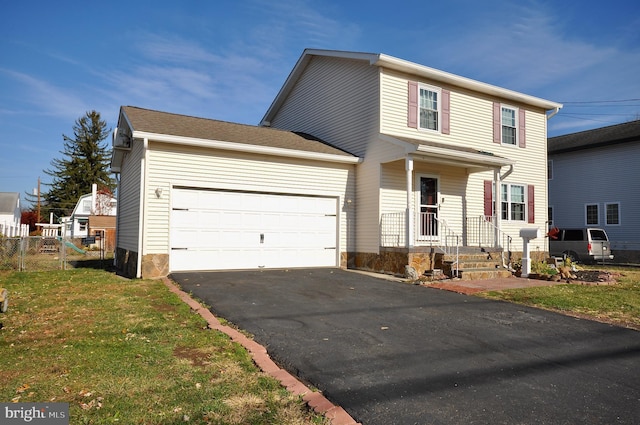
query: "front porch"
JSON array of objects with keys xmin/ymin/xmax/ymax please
[{"xmin": 369, "ymin": 212, "xmax": 514, "ymax": 280}]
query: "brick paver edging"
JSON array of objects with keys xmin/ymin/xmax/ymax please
[{"xmin": 162, "ymin": 278, "xmax": 361, "ymax": 425}]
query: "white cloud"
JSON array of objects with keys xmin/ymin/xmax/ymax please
[{"xmin": 0, "ymin": 69, "xmax": 90, "ymax": 120}]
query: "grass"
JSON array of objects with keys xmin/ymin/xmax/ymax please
[
  {"xmin": 0, "ymin": 267, "xmax": 328, "ymax": 425},
  {"xmin": 479, "ymin": 266, "xmax": 640, "ymax": 330}
]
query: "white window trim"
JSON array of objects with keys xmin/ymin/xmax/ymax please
[
  {"xmin": 500, "ymin": 104, "xmax": 519, "ymax": 146},
  {"xmin": 585, "ymin": 203, "xmax": 599, "ymax": 226},
  {"xmin": 605, "ymin": 202, "xmax": 621, "ymax": 226},
  {"xmin": 501, "ymin": 182, "xmax": 526, "ymax": 222},
  {"xmin": 418, "ymin": 83, "xmax": 442, "ymax": 133}
]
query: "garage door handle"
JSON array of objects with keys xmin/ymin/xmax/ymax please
[
  {"xmin": 172, "ymin": 247, "xmax": 188, "ymax": 250},
  {"xmin": 325, "ymin": 247, "xmax": 336, "ymax": 250},
  {"xmin": 260, "ymin": 233, "xmax": 264, "ymax": 244}
]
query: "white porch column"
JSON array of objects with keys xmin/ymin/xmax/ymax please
[
  {"xmin": 494, "ymin": 168, "xmax": 501, "ymax": 248},
  {"xmin": 406, "ymin": 157, "xmax": 414, "ymax": 248}
]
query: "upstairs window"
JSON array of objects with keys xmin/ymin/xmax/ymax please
[
  {"xmin": 501, "ymin": 106, "xmax": 517, "ymax": 145},
  {"xmin": 419, "ymin": 86, "xmax": 439, "ymax": 131},
  {"xmin": 493, "ymin": 103, "xmax": 526, "ymax": 147},
  {"xmin": 408, "ymin": 81, "xmax": 450, "ymax": 134}
]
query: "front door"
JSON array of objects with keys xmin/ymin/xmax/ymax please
[{"xmin": 418, "ymin": 176, "xmax": 439, "ymax": 241}]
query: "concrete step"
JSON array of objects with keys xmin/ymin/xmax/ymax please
[{"xmin": 455, "ymin": 268, "xmax": 513, "ymax": 281}]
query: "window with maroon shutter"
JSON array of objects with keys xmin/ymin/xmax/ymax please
[
  {"xmin": 493, "ymin": 103, "xmax": 501, "ymax": 144},
  {"xmin": 527, "ymin": 185, "xmax": 535, "ymax": 223},
  {"xmin": 441, "ymin": 89, "xmax": 450, "ymax": 135},
  {"xmin": 493, "ymin": 103, "xmax": 526, "ymax": 147},
  {"xmin": 408, "ymin": 81, "xmax": 418, "ymax": 128},
  {"xmin": 408, "ymin": 81, "xmax": 449, "ymax": 134},
  {"xmin": 519, "ymin": 108, "xmax": 527, "ymax": 148},
  {"xmin": 484, "ymin": 180, "xmax": 493, "ymax": 217}
]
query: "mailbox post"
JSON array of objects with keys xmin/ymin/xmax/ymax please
[{"xmin": 519, "ymin": 227, "xmax": 542, "ymax": 278}]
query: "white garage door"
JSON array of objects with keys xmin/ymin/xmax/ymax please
[{"xmin": 170, "ymin": 189, "xmax": 338, "ymax": 271}]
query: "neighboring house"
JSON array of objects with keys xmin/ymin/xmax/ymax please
[
  {"xmin": 111, "ymin": 49, "xmax": 561, "ymax": 279},
  {"xmin": 62, "ymin": 185, "xmax": 117, "ymax": 240},
  {"xmin": 548, "ymin": 119, "xmax": 640, "ymax": 262},
  {"xmin": 0, "ymin": 192, "xmax": 21, "ymax": 235}
]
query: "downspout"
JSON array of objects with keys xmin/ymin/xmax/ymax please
[
  {"xmin": 547, "ymin": 106, "xmax": 561, "ymax": 120},
  {"xmin": 114, "ymin": 173, "xmax": 120, "ymax": 267},
  {"xmin": 136, "ymin": 138, "xmax": 148, "ymax": 279}
]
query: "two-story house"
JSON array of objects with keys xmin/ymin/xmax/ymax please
[
  {"xmin": 111, "ymin": 49, "xmax": 561, "ymax": 279},
  {"xmin": 548, "ymin": 119, "xmax": 640, "ymax": 263},
  {"xmin": 262, "ymin": 49, "xmax": 562, "ymax": 276}
]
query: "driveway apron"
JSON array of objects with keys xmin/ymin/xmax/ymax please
[{"xmin": 172, "ymin": 268, "xmax": 640, "ymax": 425}]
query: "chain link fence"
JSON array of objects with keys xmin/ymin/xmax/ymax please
[{"xmin": 0, "ymin": 237, "xmax": 104, "ymax": 272}]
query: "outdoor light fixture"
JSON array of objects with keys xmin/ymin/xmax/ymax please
[{"xmin": 155, "ymin": 187, "xmax": 163, "ymax": 198}]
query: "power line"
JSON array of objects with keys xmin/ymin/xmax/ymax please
[{"xmin": 560, "ymin": 98, "xmax": 640, "ymax": 104}]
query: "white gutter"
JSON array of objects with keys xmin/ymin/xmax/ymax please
[
  {"xmin": 546, "ymin": 106, "xmax": 561, "ymax": 120},
  {"xmin": 132, "ymin": 131, "xmax": 361, "ymax": 164},
  {"xmin": 415, "ymin": 144, "xmax": 514, "ymax": 168}
]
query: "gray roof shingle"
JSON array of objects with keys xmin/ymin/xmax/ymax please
[
  {"xmin": 122, "ymin": 106, "xmax": 355, "ymax": 157},
  {"xmin": 548, "ymin": 120, "xmax": 640, "ymax": 154}
]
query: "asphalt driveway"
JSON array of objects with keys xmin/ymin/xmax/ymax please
[{"xmin": 172, "ymin": 268, "xmax": 640, "ymax": 425}]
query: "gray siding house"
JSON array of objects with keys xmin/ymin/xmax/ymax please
[{"xmin": 548, "ymin": 120, "xmax": 640, "ymax": 262}]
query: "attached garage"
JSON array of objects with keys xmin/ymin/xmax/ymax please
[
  {"xmin": 111, "ymin": 106, "xmax": 358, "ymax": 278},
  {"xmin": 170, "ymin": 189, "xmax": 338, "ymax": 271}
]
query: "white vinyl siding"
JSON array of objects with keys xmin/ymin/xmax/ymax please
[
  {"xmin": 269, "ymin": 56, "xmax": 379, "ymax": 157},
  {"xmin": 116, "ymin": 138, "xmax": 144, "ymax": 252},
  {"xmin": 381, "ymin": 69, "xmax": 498, "ymax": 147},
  {"xmin": 144, "ymin": 142, "xmax": 355, "ymax": 257}
]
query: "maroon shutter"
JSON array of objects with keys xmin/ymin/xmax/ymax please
[
  {"xmin": 527, "ymin": 185, "xmax": 535, "ymax": 223},
  {"xmin": 441, "ymin": 89, "xmax": 450, "ymax": 134},
  {"xmin": 408, "ymin": 81, "xmax": 418, "ymax": 128},
  {"xmin": 493, "ymin": 102, "xmax": 501, "ymax": 144},
  {"xmin": 484, "ymin": 180, "xmax": 493, "ymax": 217},
  {"xmin": 518, "ymin": 108, "xmax": 526, "ymax": 148}
]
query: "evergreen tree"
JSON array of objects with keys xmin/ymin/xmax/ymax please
[{"xmin": 43, "ymin": 111, "xmax": 115, "ymax": 218}]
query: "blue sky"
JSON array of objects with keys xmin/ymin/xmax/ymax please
[{"xmin": 1, "ymin": 0, "xmax": 639, "ymax": 205}]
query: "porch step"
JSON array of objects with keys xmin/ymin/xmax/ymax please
[
  {"xmin": 440, "ymin": 248, "xmax": 512, "ymax": 281},
  {"xmin": 455, "ymin": 268, "xmax": 513, "ymax": 281}
]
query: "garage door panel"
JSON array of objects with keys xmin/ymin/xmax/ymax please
[{"xmin": 170, "ymin": 189, "xmax": 338, "ymax": 271}]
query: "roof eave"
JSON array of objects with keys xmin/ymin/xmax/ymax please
[
  {"xmin": 373, "ymin": 54, "xmax": 562, "ymax": 111},
  {"xmin": 133, "ymin": 131, "xmax": 361, "ymax": 164}
]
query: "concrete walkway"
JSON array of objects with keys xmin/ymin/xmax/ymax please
[{"xmin": 427, "ymin": 275, "xmax": 566, "ymax": 294}]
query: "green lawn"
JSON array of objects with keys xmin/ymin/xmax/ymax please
[
  {"xmin": 0, "ymin": 268, "xmax": 327, "ymax": 425},
  {"xmin": 479, "ymin": 266, "xmax": 640, "ymax": 330}
]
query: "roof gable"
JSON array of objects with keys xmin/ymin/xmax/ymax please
[{"xmin": 549, "ymin": 119, "xmax": 640, "ymax": 154}]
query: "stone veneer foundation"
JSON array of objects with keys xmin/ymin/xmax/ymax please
[{"xmin": 350, "ymin": 248, "xmax": 441, "ymax": 277}]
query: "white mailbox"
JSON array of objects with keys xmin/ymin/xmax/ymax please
[
  {"xmin": 520, "ymin": 228, "xmax": 542, "ymax": 239},
  {"xmin": 519, "ymin": 227, "xmax": 541, "ymax": 277}
]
